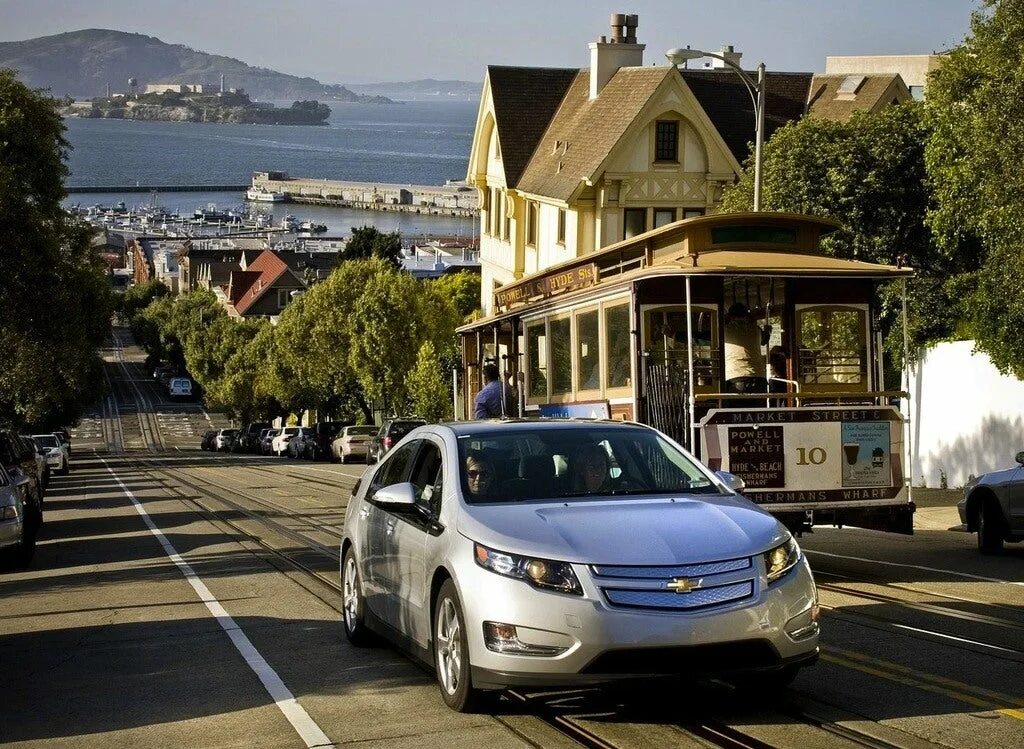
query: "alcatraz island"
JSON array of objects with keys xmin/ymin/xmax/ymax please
[{"xmin": 62, "ymin": 80, "xmax": 349, "ymax": 126}]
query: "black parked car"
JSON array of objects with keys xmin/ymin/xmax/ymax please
[
  {"xmin": 367, "ymin": 418, "xmax": 427, "ymax": 464},
  {"xmin": 236, "ymin": 422, "xmax": 271, "ymax": 453},
  {"xmin": 307, "ymin": 420, "xmax": 349, "ymax": 461},
  {"xmin": 0, "ymin": 431, "xmax": 43, "ymax": 557}
]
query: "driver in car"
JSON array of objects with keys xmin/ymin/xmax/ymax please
[{"xmin": 464, "ymin": 452, "xmax": 496, "ymax": 500}]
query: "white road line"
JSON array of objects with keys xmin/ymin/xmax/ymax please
[
  {"xmin": 805, "ymin": 549, "xmax": 1024, "ymax": 586},
  {"xmin": 99, "ymin": 456, "xmax": 335, "ymax": 749}
]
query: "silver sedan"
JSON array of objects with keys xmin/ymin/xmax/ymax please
[
  {"xmin": 958, "ymin": 450, "xmax": 1024, "ymax": 553},
  {"xmin": 340, "ymin": 421, "xmax": 819, "ymax": 712}
]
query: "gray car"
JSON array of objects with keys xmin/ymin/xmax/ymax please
[
  {"xmin": 0, "ymin": 464, "xmax": 35, "ymax": 566},
  {"xmin": 340, "ymin": 420, "xmax": 819, "ymax": 712},
  {"xmin": 958, "ymin": 451, "xmax": 1024, "ymax": 553}
]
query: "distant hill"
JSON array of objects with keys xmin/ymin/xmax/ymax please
[
  {"xmin": 0, "ymin": 29, "xmax": 393, "ymax": 103},
  {"xmin": 345, "ymin": 79, "xmax": 481, "ymax": 101}
]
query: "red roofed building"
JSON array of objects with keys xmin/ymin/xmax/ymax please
[{"xmin": 221, "ymin": 250, "xmax": 306, "ymax": 317}]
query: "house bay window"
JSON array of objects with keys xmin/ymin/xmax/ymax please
[{"xmin": 654, "ymin": 208, "xmax": 676, "ymax": 228}]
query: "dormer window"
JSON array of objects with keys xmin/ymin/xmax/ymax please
[{"xmin": 655, "ymin": 120, "xmax": 679, "ymax": 162}]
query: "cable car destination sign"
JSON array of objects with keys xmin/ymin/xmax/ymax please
[
  {"xmin": 700, "ymin": 406, "xmax": 906, "ymax": 507},
  {"xmin": 494, "ymin": 263, "xmax": 599, "ymax": 311}
]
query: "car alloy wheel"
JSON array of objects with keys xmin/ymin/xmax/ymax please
[
  {"xmin": 341, "ymin": 548, "xmax": 373, "ymax": 646},
  {"xmin": 433, "ymin": 580, "xmax": 489, "ymax": 712}
]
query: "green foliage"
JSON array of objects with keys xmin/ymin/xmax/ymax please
[
  {"xmin": 431, "ymin": 271, "xmax": 482, "ymax": 321},
  {"xmin": 117, "ymin": 280, "xmax": 169, "ymax": 320},
  {"xmin": 925, "ymin": 0, "xmax": 1024, "ymax": 377},
  {"xmin": 406, "ymin": 341, "xmax": 451, "ymax": 422},
  {"xmin": 343, "ymin": 226, "xmax": 403, "ymax": 265},
  {"xmin": 0, "ymin": 69, "xmax": 113, "ymax": 429},
  {"xmin": 720, "ymin": 103, "xmax": 974, "ymax": 369}
]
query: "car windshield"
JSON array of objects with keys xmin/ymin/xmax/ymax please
[
  {"xmin": 34, "ymin": 435, "xmax": 59, "ymax": 448},
  {"xmin": 347, "ymin": 426, "xmax": 378, "ymax": 437},
  {"xmin": 222, "ymin": 430, "xmax": 238, "ymax": 436},
  {"xmin": 301, "ymin": 428, "xmax": 314, "ymax": 436},
  {"xmin": 456, "ymin": 426, "xmax": 721, "ymax": 504},
  {"xmin": 266, "ymin": 430, "xmax": 280, "ymax": 438}
]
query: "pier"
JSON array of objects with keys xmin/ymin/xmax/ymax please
[{"xmin": 252, "ymin": 171, "xmax": 479, "ymax": 215}]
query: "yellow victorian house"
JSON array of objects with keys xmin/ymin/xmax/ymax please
[{"xmin": 466, "ymin": 14, "xmax": 815, "ymax": 315}]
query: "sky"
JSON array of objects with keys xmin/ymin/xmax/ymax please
[{"xmin": 0, "ymin": 0, "xmax": 978, "ymax": 84}]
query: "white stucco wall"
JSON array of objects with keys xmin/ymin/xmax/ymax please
[{"xmin": 907, "ymin": 340, "xmax": 1024, "ymax": 487}]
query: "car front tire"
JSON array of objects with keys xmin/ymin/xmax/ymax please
[
  {"xmin": 434, "ymin": 579, "xmax": 490, "ymax": 712},
  {"xmin": 977, "ymin": 499, "xmax": 1004, "ymax": 554},
  {"xmin": 341, "ymin": 547, "xmax": 374, "ymax": 646}
]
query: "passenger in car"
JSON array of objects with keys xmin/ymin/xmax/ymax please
[
  {"xmin": 570, "ymin": 443, "xmax": 614, "ymax": 494},
  {"xmin": 464, "ymin": 452, "xmax": 496, "ymax": 500}
]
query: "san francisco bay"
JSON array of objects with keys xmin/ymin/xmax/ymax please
[{"xmin": 63, "ymin": 100, "xmax": 478, "ymax": 236}]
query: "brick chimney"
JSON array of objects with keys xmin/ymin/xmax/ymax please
[{"xmin": 589, "ymin": 13, "xmax": 645, "ymax": 100}]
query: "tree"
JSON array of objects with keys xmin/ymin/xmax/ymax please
[
  {"xmin": 431, "ymin": 271, "xmax": 482, "ymax": 321},
  {"xmin": 349, "ymin": 267, "xmax": 424, "ymax": 414},
  {"xmin": 406, "ymin": 341, "xmax": 451, "ymax": 422},
  {"xmin": 0, "ymin": 69, "xmax": 113, "ymax": 429},
  {"xmin": 720, "ymin": 103, "xmax": 973, "ymax": 368},
  {"xmin": 343, "ymin": 226, "xmax": 403, "ymax": 266},
  {"xmin": 926, "ymin": 0, "xmax": 1024, "ymax": 376}
]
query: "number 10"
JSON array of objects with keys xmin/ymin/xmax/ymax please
[{"xmin": 796, "ymin": 447, "xmax": 827, "ymax": 465}]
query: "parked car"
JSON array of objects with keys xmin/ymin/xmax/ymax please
[
  {"xmin": 25, "ymin": 437, "xmax": 51, "ymax": 489},
  {"xmin": 271, "ymin": 427, "xmax": 301, "ymax": 456},
  {"xmin": 32, "ymin": 434, "xmax": 68, "ymax": 476},
  {"xmin": 213, "ymin": 429, "xmax": 238, "ymax": 452},
  {"xmin": 288, "ymin": 427, "xmax": 315, "ymax": 459},
  {"xmin": 366, "ymin": 418, "xmax": 427, "ymax": 464},
  {"xmin": 200, "ymin": 430, "xmax": 217, "ymax": 451},
  {"xmin": 260, "ymin": 429, "xmax": 281, "ymax": 456},
  {"xmin": 340, "ymin": 421, "xmax": 819, "ymax": 712},
  {"xmin": 958, "ymin": 451, "xmax": 1024, "ymax": 553},
  {"xmin": 237, "ymin": 422, "xmax": 272, "ymax": 454},
  {"xmin": 168, "ymin": 377, "xmax": 193, "ymax": 399},
  {"xmin": 0, "ymin": 464, "xmax": 36, "ymax": 566},
  {"xmin": 307, "ymin": 421, "xmax": 348, "ymax": 461},
  {"xmin": 53, "ymin": 428, "xmax": 71, "ymax": 456},
  {"xmin": 332, "ymin": 425, "xmax": 379, "ymax": 463},
  {"xmin": 0, "ymin": 432, "xmax": 43, "ymax": 512}
]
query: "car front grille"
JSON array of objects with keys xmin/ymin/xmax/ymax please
[{"xmin": 590, "ymin": 557, "xmax": 757, "ymax": 613}]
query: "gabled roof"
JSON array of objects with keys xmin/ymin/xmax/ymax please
[
  {"xmin": 487, "ymin": 65, "xmax": 579, "ymax": 188},
  {"xmin": 228, "ymin": 270, "xmax": 261, "ymax": 305},
  {"xmin": 806, "ymin": 74, "xmax": 911, "ymax": 121},
  {"xmin": 230, "ymin": 250, "xmax": 301, "ymax": 315},
  {"xmin": 516, "ymin": 66, "xmax": 672, "ymax": 201},
  {"xmin": 678, "ymin": 70, "xmax": 812, "ymax": 164}
]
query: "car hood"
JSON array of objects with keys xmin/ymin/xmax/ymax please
[{"xmin": 457, "ymin": 495, "xmax": 787, "ymax": 565}]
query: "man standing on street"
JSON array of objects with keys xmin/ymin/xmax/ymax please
[{"xmin": 473, "ymin": 363, "xmax": 504, "ymax": 419}]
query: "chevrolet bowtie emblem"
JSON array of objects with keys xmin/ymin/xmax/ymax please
[{"xmin": 666, "ymin": 577, "xmax": 702, "ymax": 593}]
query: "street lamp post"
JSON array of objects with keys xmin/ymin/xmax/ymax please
[{"xmin": 666, "ymin": 48, "xmax": 766, "ymax": 211}]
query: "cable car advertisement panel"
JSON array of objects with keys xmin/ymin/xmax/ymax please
[{"xmin": 700, "ymin": 406, "xmax": 906, "ymax": 509}]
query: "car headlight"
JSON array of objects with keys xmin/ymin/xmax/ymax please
[
  {"xmin": 764, "ymin": 536, "xmax": 801, "ymax": 584},
  {"xmin": 474, "ymin": 542, "xmax": 583, "ymax": 595}
]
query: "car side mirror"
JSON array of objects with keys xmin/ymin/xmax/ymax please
[
  {"xmin": 715, "ymin": 470, "xmax": 746, "ymax": 493},
  {"xmin": 1016, "ymin": 451, "xmax": 1024, "ymax": 466},
  {"xmin": 374, "ymin": 482, "xmax": 417, "ymax": 509}
]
